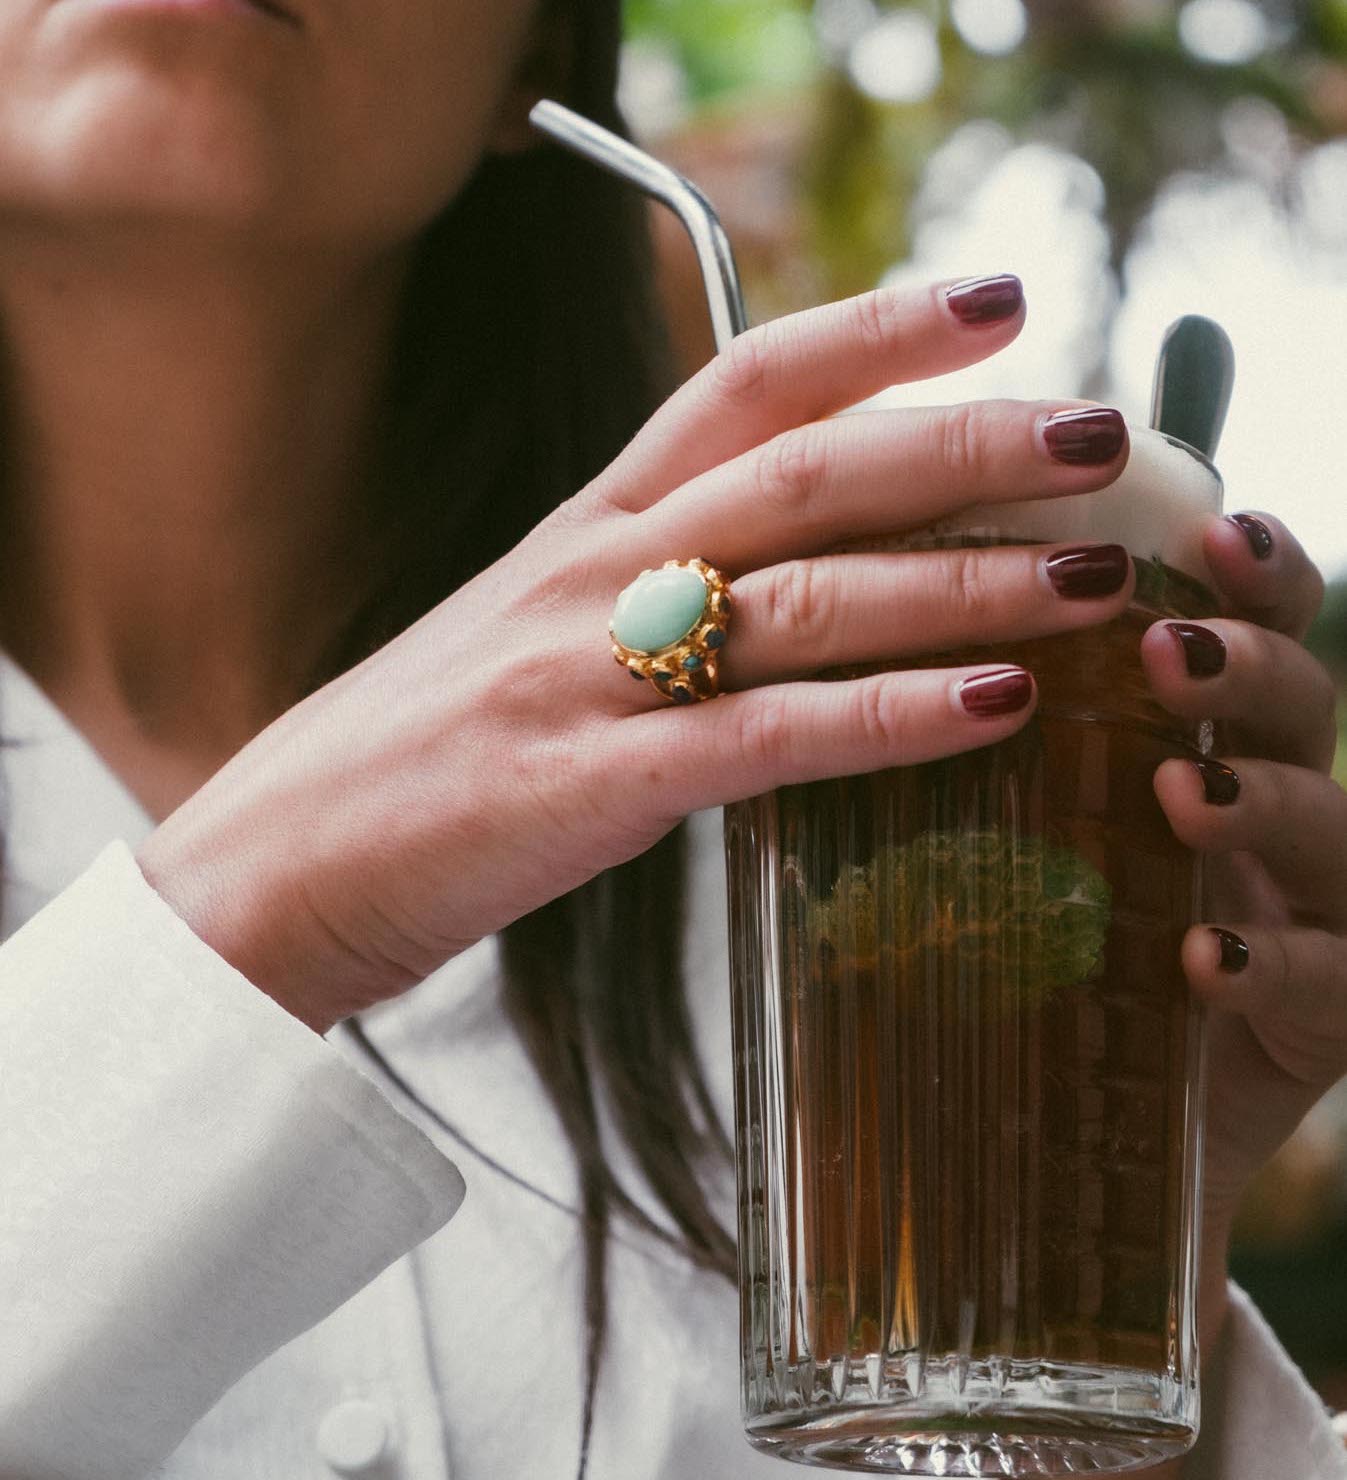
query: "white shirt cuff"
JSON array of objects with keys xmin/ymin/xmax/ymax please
[
  {"xmin": 0, "ymin": 840, "xmax": 464, "ymax": 1480},
  {"xmin": 1189, "ymin": 1282, "xmax": 1347, "ymax": 1478}
]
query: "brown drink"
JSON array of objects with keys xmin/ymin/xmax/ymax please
[{"xmin": 726, "ymin": 430, "xmax": 1218, "ymax": 1475}]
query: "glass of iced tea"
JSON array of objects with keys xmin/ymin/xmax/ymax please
[{"xmin": 725, "ymin": 426, "xmax": 1220, "ymax": 1476}]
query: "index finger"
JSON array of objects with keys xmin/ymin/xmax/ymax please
[{"xmin": 588, "ymin": 275, "xmax": 1026, "ymax": 514}]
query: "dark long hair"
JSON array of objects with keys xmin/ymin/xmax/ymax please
[{"xmin": 325, "ymin": 4, "xmax": 737, "ymax": 1475}]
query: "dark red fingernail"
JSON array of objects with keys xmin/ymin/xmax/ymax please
[
  {"xmin": 1042, "ymin": 408, "xmax": 1127, "ymax": 466},
  {"xmin": 1229, "ymin": 513, "xmax": 1274, "ymax": 560},
  {"xmin": 1210, "ymin": 927, "xmax": 1249, "ymax": 973},
  {"xmin": 960, "ymin": 668, "xmax": 1034, "ymax": 717},
  {"xmin": 1168, "ymin": 622, "xmax": 1227, "ymax": 678},
  {"xmin": 1045, "ymin": 543, "xmax": 1131, "ymax": 599},
  {"xmin": 1194, "ymin": 759, "xmax": 1240, "ymax": 805},
  {"xmin": 945, "ymin": 274, "xmax": 1023, "ymax": 326}
]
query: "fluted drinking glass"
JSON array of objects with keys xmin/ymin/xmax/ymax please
[{"xmin": 726, "ymin": 428, "xmax": 1220, "ymax": 1476}]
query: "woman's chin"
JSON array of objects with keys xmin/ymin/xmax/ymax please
[
  {"xmin": 0, "ymin": 82, "xmax": 316, "ymax": 243},
  {"xmin": 7, "ymin": 161, "xmax": 302, "ymax": 248}
]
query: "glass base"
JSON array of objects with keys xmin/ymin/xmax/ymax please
[{"xmin": 745, "ymin": 1359, "xmax": 1195, "ymax": 1476}]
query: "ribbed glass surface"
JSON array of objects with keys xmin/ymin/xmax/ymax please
[{"xmin": 726, "ymin": 585, "xmax": 1207, "ymax": 1476}]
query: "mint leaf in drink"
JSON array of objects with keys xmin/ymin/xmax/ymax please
[{"xmin": 806, "ymin": 829, "xmax": 1111, "ymax": 994}]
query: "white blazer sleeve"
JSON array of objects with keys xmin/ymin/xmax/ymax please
[
  {"xmin": 0, "ymin": 840, "xmax": 465, "ymax": 1480},
  {"xmin": 1191, "ymin": 1284, "xmax": 1347, "ymax": 1478}
]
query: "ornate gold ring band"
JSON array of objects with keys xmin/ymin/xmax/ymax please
[{"xmin": 609, "ymin": 558, "xmax": 732, "ymax": 704}]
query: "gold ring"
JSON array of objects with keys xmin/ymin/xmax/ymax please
[{"xmin": 609, "ymin": 557, "xmax": 731, "ymax": 704}]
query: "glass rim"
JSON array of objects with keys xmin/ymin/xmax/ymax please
[{"xmin": 1152, "ymin": 428, "xmax": 1223, "ymax": 491}]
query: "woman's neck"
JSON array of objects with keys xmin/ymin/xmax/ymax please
[{"xmin": 0, "ymin": 228, "xmax": 408, "ymax": 775}]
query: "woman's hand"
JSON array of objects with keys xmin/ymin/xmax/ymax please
[
  {"xmin": 137, "ymin": 274, "xmax": 1142, "ymax": 1034},
  {"xmin": 1146, "ymin": 513, "xmax": 1342, "ymax": 1344}
]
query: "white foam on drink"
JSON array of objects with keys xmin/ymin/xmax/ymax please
[{"xmin": 911, "ymin": 427, "xmax": 1224, "ymax": 586}]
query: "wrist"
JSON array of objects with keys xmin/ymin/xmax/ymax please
[{"xmin": 136, "ymin": 820, "xmax": 343, "ymax": 1037}]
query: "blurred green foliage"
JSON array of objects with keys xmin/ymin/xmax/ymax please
[
  {"xmin": 624, "ymin": 0, "xmax": 819, "ymax": 101},
  {"xmin": 1313, "ymin": 0, "xmax": 1347, "ymax": 55},
  {"xmin": 625, "ymin": 0, "xmax": 1347, "ymax": 292}
]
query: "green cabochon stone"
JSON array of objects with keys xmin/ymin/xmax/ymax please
[{"xmin": 612, "ymin": 567, "xmax": 708, "ymax": 654}]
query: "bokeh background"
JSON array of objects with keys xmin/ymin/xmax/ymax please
[{"xmin": 620, "ymin": 0, "xmax": 1347, "ymax": 1402}]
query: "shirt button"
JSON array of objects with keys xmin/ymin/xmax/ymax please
[{"xmin": 315, "ymin": 1399, "xmax": 392, "ymax": 1475}]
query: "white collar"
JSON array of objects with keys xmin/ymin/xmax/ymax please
[{"xmin": 0, "ymin": 650, "xmax": 155, "ymax": 938}]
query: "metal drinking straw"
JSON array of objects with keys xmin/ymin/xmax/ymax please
[{"xmin": 529, "ymin": 99, "xmax": 749, "ymax": 354}]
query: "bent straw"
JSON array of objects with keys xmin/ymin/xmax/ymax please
[{"xmin": 529, "ymin": 99, "xmax": 749, "ymax": 353}]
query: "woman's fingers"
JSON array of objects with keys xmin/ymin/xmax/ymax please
[
  {"xmin": 1141, "ymin": 616, "xmax": 1338, "ymax": 771},
  {"xmin": 719, "ymin": 542, "xmax": 1134, "ymax": 688},
  {"xmin": 590, "ymin": 277, "xmax": 1026, "ymax": 513},
  {"xmin": 1155, "ymin": 757, "xmax": 1347, "ymax": 924},
  {"xmin": 635, "ymin": 400, "xmax": 1128, "ymax": 572},
  {"xmin": 1203, "ymin": 510, "xmax": 1325, "ymax": 640},
  {"xmin": 620, "ymin": 664, "xmax": 1037, "ymax": 817},
  {"xmin": 1182, "ymin": 922, "xmax": 1347, "ymax": 1087}
]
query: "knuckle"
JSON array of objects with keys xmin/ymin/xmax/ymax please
[
  {"xmin": 1262, "ymin": 757, "xmax": 1296, "ymax": 822},
  {"xmin": 503, "ymin": 557, "xmax": 586, "ymax": 624},
  {"xmin": 505, "ymin": 727, "xmax": 621, "ymax": 848},
  {"xmin": 482, "ymin": 648, "xmax": 560, "ymax": 720},
  {"xmin": 764, "ymin": 560, "xmax": 836, "ymax": 654},
  {"xmin": 711, "ymin": 328, "xmax": 772, "ymax": 408},
  {"xmin": 849, "ymin": 289, "xmax": 892, "ymax": 357},
  {"xmin": 1309, "ymin": 659, "xmax": 1338, "ymax": 732},
  {"xmin": 854, "ymin": 679, "xmax": 907, "ymax": 755},
  {"xmin": 547, "ymin": 478, "xmax": 602, "ymax": 526},
  {"xmin": 754, "ymin": 426, "xmax": 828, "ymax": 525},
  {"xmin": 948, "ymin": 547, "xmax": 999, "ymax": 628},
  {"xmin": 1274, "ymin": 642, "xmax": 1344, "ymax": 764},
  {"xmin": 559, "ymin": 474, "xmax": 623, "ymax": 522},
  {"xmin": 1261, "ymin": 927, "xmax": 1295, "ymax": 1002},
  {"xmin": 736, "ymin": 689, "xmax": 795, "ymax": 773},
  {"xmin": 937, "ymin": 402, "xmax": 988, "ymax": 483},
  {"xmin": 1268, "ymin": 929, "xmax": 1347, "ymax": 1079},
  {"xmin": 1169, "ymin": 796, "xmax": 1222, "ymax": 852}
]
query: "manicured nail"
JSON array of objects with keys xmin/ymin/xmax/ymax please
[
  {"xmin": 960, "ymin": 668, "xmax": 1034, "ymax": 717},
  {"xmin": 1167, "ymin": 622, "xmax": 1227, "ymax": 678},
  {"xmin": 1045, "ymin": 543, "xmax": 1130, "ymax": 599},
  {"xmin": 945, "ymin": 274, "xmax": 1023, "ymax": 326},
  {"xmin": 1228, "ymin": 513, "xmax": 1274, "ymax": 560},
  {"xmin": 1210, "ymin": 927, "xmax": 1249, "ymax": 973},
  {"xmin": 1042, "ymin": 407, "xmax": 1127, "ymax": 466},
  {"xmin": 1194, "ymin": 759, "xmax": 1240, "ymax": 805}
]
